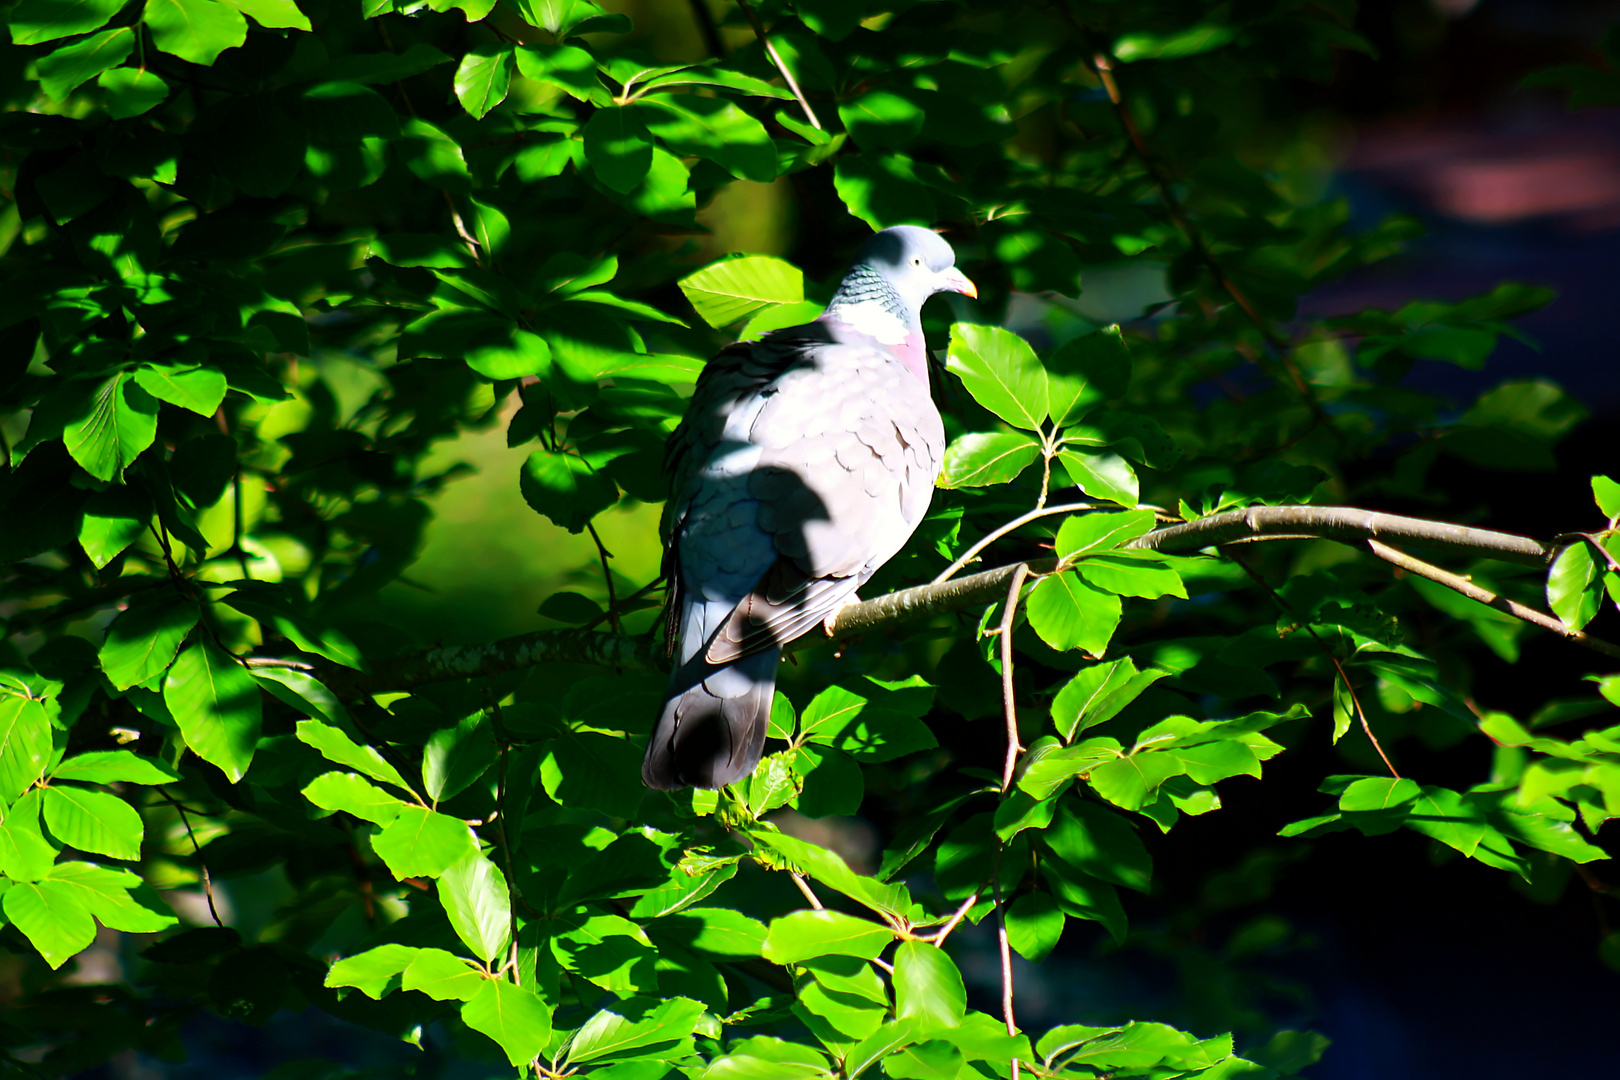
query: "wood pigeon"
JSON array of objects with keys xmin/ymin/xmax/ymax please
[{"xmin": 643, "ymin": 226, "xmax": 976, "ymax": 790}]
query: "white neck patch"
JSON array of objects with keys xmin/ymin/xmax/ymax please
[{"xmin": 829, "ymin": 299, "xmax": 910, "ymax": 345}]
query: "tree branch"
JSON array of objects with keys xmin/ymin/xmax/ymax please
[
  {"xmin": 1125, "ymin": 505, "xmax": 1551, "ymax": 565},
  {"xmin": 302, "ymin": 505, "xmax": 1615, "ymax": 697}
]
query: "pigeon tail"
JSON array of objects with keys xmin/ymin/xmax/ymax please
[{"xmin": 642, "ymin": 647, "xmax": 777, "ymax": 790}]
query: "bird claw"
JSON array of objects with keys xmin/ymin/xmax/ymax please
[{"xmin": 823, "ymin": 595, "xmax": 860, "ymax": 637}]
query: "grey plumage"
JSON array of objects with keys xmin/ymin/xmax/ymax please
[{"xmin": 643, "ymin": 226, "xmax": 976, "ymax": 790}]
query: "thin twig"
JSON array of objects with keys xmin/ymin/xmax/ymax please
[
  {"xmin": 157, "ymin": 788, "xmax": 223, "ymax": 927},
  {"xmin": 930, "ymin": 891, "xmax": 980, "ymax": 947},
  {"xmin": 584, "ymin": 522, "xmax": 621, "ymax": 636},
  {"xmin": 934, "ymin": 504, "xmax": 1100, "ymax": 585},
  {"xmin": 991, "ymin": 848, "xmax": 1020, "ymax": 1080},
  {"xmin": 737, "ymin": 0, "xmax": 821, "ymax": 129},
  {"xmin": 1362, "ymin": 539, "xmax": 1620, "ymax": 661},
  {"xmin": 1224, "ymin": 549, "xmax": 1399, "ymax": 778},
  {"xmin": 1085, "ymin": 48, "xmax": 1322, "ymax": 421},
  {"xmin": 997, "ymin": 565, "xmax": 1030, "ymax": 793},
  {"xmin": 790, "ymin": 872, "xmax": 824, "ymax": 910}
]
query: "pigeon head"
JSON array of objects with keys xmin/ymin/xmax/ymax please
[{"xmin": 823, "ymin": 226, "xmax": 976, "ymax": 351}]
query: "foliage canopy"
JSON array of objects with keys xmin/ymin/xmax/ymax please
[{"xmin": 0, "ymin": 0, "xmax": 1616, "ymax": 1076}]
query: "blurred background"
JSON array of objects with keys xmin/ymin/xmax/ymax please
[{"xmin": 127, "ymin": 0, "xmax": 1620, "ymax": 1076}]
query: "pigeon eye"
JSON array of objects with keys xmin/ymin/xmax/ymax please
[{"xmin": 912, "ymin": 257, "xmax": 921, "ymax": 267}]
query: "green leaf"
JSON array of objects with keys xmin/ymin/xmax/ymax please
[
  {"xmin": 143, "ymin": 0, "xmax": 249, "ymax": 66},
  {"xmin": 0, "ymin": 696, "xmax": 53, "ymax": 804},
  {"xmin": 1041, "ymin": 858, "xmax": 1126, "ymax": 942},
  {"xmin": 797, "ymin": 0, "xmax": 865, "ymax": 40},
  {"xmin": 1026, "ymin": 572, "xmax": 1122, "ymax": 655},
  {"xmin": 162, "ymin": 639, "xmax": 263, "ymax": 783},
  {"xmin": 796, "ymin": 680, "xmax": 936, "ymax": 763},
  {"xmin": 77, "ymin": 486, "xmax": 148, "ymax": 569},
  {"xmin": 522, "ymin": 446, "xmax": 619, "ymax": 534},
  {"xmin": 219, "ymin": 0, "xmax": 310, "ymax": 29},
  {"xmin": 679, "ymin": 255, "xmax": 804, "ymax": 328},
  {"xmin": 455, "ymin": 43, "xmax": 513, "ymax": 119},
  {"xmin": 938, "ymin": 431, "xmax": 1042, "ymax": 489},
  {"xmin": 846, "ymin": 1019, "xmax": 920, "ymax": 1080},
  {"xmin": 325, "ymin": 943, "xmax": 420, "ymax": 999},
  {"xmin": 439, "ymin": 851, "xmax": 511, "ymax": 964},
  {"xmin": 98, "ymin": 595, "xmax": 199, "ymax": 691},
  {"xmin": 1050, "ymin": 659, "xmax": 1168, "ymax": 741},
  {"xmin": 1113, "ymin": 23, "xmax": 1236, "ymax": 63},
  {"xmin": 1005, "ymin": 892, "xmax": 1064, "ymax": 963},
  {"xmin": 1594, "ymin": 475, "xmax": 1620, "ymax": 519},
  {"xmin": 1057, "ymin": 448, "xmax": 1139, "ymax": 507},
  {"xmin": 1338, "ymin": 776, "xmax": 1421, "ymax": 812},
  {"xmin": 64, "ymin": 372, "xmax": 160, "ymax": 482},
  {"xmin": 1043, "ymin": 800, "xmax": 1152, "ymax": 892},
  {"xmin": 133, "ymin": 362, "xmax": 228, "ymax": 417},
  {"xmin": 460, "ymin": 978, "xmax": 553, "ymax": 1068},
  {"xmin": 540, "ymin": 728, "xmax": 645, "ymax": 818},
  {"xmin": 1047, "ymin": 326, "xmax": 1131, "ymax": 427},
  {"xmin": 839, "ymin": 91, "xmax": 925, "ymax": 151},
  {"xmin": 567, "ymin": 996, "xmax": 707, "ymax": 1065},
  {"xmin": 403, "ymin": 947, "xmax": 486, "ymax": 1000},
  {"xmin": 41, "ymin": 785, "xmax": 143, "ymax": 861},
  {"xmin": 1056, "ymin": 510, "xmax": 1157, "ymax": 558},
  {"xmin": 294, "ymin": 719, "xmax": 412, "ymax": 792},
  {"xmin": 1075, "ymin": 554, "xmax": 1186, "ymax": 599},
  {"xmin": 946, "ymin": 324, "xmax": 1048, "ymax": 431},
  {"xmin": 371, "ymin": 806, "xmax": 477, "ymax": 880},
  {"xmin": 36, "ymin": 26, "xmax": 135, "ymax": 100},
  {"xmin": 638, "ymin": 64, "xmax": 794, "ymax": 99},
  {"xmin": 0, "ymin": 790, "xmax": 59, "ymax": 882},
  {"xmin": 893, "ymin": 942, "xmax": 966, "ymax": 1032},
  {"xmin": 10, "ymin": 0, "xmax": 126, "ymax": 44},
  {"xmin": 834, "ymin": 153, "xmax": 935, "ymax": 230},
  {"xmin": 2, "ymin": 879, "xmax": 96, "ymax": 968},
  {"xmin": 47, "ymin": 861, "xmax": 177, "ymax": 932},
  {"xmin": 652, "ymin": 906, "xmax": 767, "ymax": 956},
  {"xmin": 515, "ymin": 42, "xmax": 602, "ymax": 101},
  {"xmin": 583, "ymin": 105, "xmax": 654, "ymax": 193},
  {"xmin": 1548, "ymin": 541, "xmax": 1603, "ymax": 630},
  {"xmin": 302, "ymin": 771, "xmax": 407, "ymax": 825},
  {"xmin": 641, "ymin": 95, "xmax": 777, "ymax": 183},
  {"xmin": 761, "ymin": 910, "xmax": 894, "ymax": 963},
  {"xmin": 423, "ymin": 713, "xmax": 498, "ymax": 803}
]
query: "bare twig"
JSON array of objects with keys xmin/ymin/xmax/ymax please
[
  {"xmin": 998, "ymin": 565, "xmax": 1031, "ymax": 793},
  {"xmin": 1224, "ymin": 549, "xmax": 1400, "ymax": 778},
  {"xmin": 157, "ymin": 788, "xmax": 223, "ymax": 927},
  {"xmin": 1125, "ymin": 505, "xmax": 1551, "ymax": 566},
  {"xmin": 1361, "ymin": 539, "xmax": 1620, "ymax": 661},
  {"xmin": 933, "ymin": 503, "xmax": 1100, "ymax": 585},
  {"xmin": 930, "ymin": 890, "xmax": 980, "ymax": 947},
  {"xmin": 585, "ymin": 522, "xmax": 621, "ymax": 636},
  {"xmin": 1085, "ymin": 49, "xmax": 1321, "ymax": 418},
  {"xmin": 577, "ymin": 576, "xmax": 663, "ymax": 633},
  {"xmin": 296, "ymin": 506, "xmax": 1615, "ymax": 698},
  {"xmin": 736, "ymin": 0, "xmax": 821, "ymax": 129}
]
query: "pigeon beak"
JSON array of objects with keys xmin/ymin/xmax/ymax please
[{"xmin": 939, "ymin": 268, "xmax": 978, "ymax": 298}]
